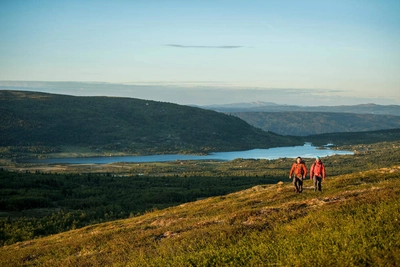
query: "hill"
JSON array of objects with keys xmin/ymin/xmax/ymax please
[
  {"xmin": 202, "ymin": 102, "xmax": 400, "ymax": 116},
  {"xmin": 1, "ymin": 140, "xmax": 399, "ymax": 248},
  {"xmin": 1, "ymin": 164, "xmax": 399, "ymax": 266},
  {"xmin": 0, "ymin": 91, "xmax": 300, "ymax": 155},
  {"xmin": 231, "ymin": 112, "xmax": 400, "ymax": 136},
  {"xmin": 303, "ymin": 128, "xmax": 400, "ymax": 146}
]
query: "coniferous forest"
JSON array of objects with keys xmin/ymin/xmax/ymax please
[{"xmin": 1, "ymin": 141, "xmax": 399, "ymax": 246}]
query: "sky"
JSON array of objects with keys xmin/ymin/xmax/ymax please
[{"xmin": 0, "ymin": 0, "xmax": 399, "ymax": 106}]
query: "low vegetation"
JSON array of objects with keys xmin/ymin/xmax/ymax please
[
  {"xmin": 0, "ymin": 141, "xmax": 399, "ymax": 252},
  {"xmin": 0, "ymin": 163, "xmax": 399, "ymax": 266},
  {"xmin": 0, "ymin": 169, "xmax": 275, "ymax": 246}
]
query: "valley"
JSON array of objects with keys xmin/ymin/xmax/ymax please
[
  {"xmin": 2, "ymin": 0, "xmax": 399, "ymax": 265},
  {"xmin": 1, "ymin": 151, "xmax": 399, "ymax": 266},
  {"xmin": 0, "ymin": 91, "xmax": 399, "ymax": 266}
]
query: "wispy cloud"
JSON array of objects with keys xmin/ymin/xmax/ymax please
[
  {"xmin": 337, "ymin": 46, "xmax": 366, "ymax": 52},
  {"xmin": 165, "ymin": 44, "xmax": 244, "ymax": 49}
]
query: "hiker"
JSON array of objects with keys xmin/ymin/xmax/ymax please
[
  {"xmin": 289, "ymin": 156, "xmax": 307, "ymax": 193},
  {"xmin": 310, "ymin": 156, "xmax": 326, "ymax": 192}
]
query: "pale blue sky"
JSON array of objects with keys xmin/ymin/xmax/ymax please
[{"xmin": 0, "ymin": 0, "xmax": 399, "ymax": 105}]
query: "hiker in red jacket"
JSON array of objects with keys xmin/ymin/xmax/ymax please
[
  {"xmin": 289, "ymin": 156, "xmax": 307, "ymax": 193},
  {"xmin": 310, "ymin": 156, "xmax": 326, "ymax": 192}
]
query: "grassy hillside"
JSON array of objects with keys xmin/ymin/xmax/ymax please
[
  {"xmin": 1, "ymin": 165, "xmax": 399, "ymax": 266},
  {"xmin": 0, "ymin": 90, "xmax": 300, "ymax": 155},
  {"xmin": 1, "ymin": 140, "xmax": 399, "ymax": 247},
  {"xmin": 231, "ymin": 111, "xmax": 400, "ymax": 136},
  {"xmin": 0, "ymin": 141, "xmax": 399, "ymax": 265}
]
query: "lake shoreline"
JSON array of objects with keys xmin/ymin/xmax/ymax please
[{"xmin": 17, "ymin": 143, "xmax": 353, "ymax": 165}]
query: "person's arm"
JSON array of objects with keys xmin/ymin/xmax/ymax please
[
  {"xmin": 310, "ymin": 163, "xmax": 314, "ymax": 179},
  {"xmin": 302, "ymin": 164, "xmax": 307, "ymax": 178},
  {"xmin": 322, "ymin": 164, "xmax": 326, "ymax": 180},
  {"xmin": 289, "ymin": 164, "xmax": 294, "ymax": 178}
]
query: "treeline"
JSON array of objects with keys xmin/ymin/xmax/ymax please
[
  {"xmin": 0, "ymin": 169, "xmax": 278, "ymax": 245},
  {"xmin": 1, "ymin": 140, "xmax": 400, "ymax": 246}
]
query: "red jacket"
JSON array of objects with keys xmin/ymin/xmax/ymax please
[
  {"xmin": 289, "ymin": 162, "xmax": 307, "ymax": 178},
  {"xmin": 310, "ymin": 161, "xmax": 326, "ymax": 179}
]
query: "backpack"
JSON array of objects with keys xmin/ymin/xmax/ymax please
[
  {"xmin": 312, "ymin": 161, "xmax": 324, "ymax": 176},
  {"xmin": 295, "ymin": 162, "xmax": 305, "ymax": 177},
  {"xmin": 300, "ymin": 160, "xmax": 305, "ymax": 174}
]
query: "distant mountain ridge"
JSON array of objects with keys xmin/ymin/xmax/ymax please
[
  {"xmin": 199, "ymin": 102, "xmax": 400, "ymax": 136},
  {"xmin": 232, "ymin": 112, "xmax": 400, "ymax": 136},
  {"xmin": 200, "ymin": 101, "xmax": 280, "ymax": 109},
  {"xmin": 202, "ymin": 102, "xmax": 400, "ymax": 116}
]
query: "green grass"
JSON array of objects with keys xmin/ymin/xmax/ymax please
[
  {"xmin": 1, "ymin": 141, "xmax": 399, "ymax": 251},
  {"xmin": 1, "ymin": 166, "xmax": 399, "ymax": 266}
]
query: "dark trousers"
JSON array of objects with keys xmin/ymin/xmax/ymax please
[
  {"xmin": 293, "ymin": 177, "xmax": 303, "ymax": 193},
  {"xmin": 313, "ymin": 176, "xmax": 322, "ymax": 191}
]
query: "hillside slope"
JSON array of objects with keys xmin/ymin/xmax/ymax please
[
  {"xmin": 0, "ymin": 91, "xmax": 299, "ymax": 154},
  {"xmin": 231, "ymin": 112, "xmax": 400, "ymax": 136},
  {"xmin": 1, "ymin": 166, "xmax": 399, "ymax": 266},
  {"xmin": 303, "ymin": 128, "xmax": 400, "ymax": 146}
]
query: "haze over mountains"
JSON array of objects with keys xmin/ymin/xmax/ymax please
[
  {"xmin": 1, "ymin": 81, "xmax": 398, "ymax": 107},
  {"xmin": 199, "ymin": 102, "xmax": 400, "ymax": 136},
  {"xmin": 201, "ymin": 101, "xmax": 400, "ymax": 116}
]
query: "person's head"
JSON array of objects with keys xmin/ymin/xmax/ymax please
[
  {"xmin": 296, "ymin": 156, "xmax": 302, "ymax": 163},
  {"xmin": 316, "ymin": 156, "xmax": 321, "ymax": 162}
]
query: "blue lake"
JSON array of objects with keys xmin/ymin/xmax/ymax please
[{"xmin": 23, "ymin": 143, "xmax": 353, "ymax": 164}]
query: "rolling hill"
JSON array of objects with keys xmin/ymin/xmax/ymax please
[
  {"xmin": 231, "ymin": 112, "xmax": 400, "ymax": 136},
  {"xmin": 0, "ymin": 90, "xmax": 300, "ymax": 155},
  {"xmin": 1, "ymin": 164, "xmax": 399, "ymax": 266}
]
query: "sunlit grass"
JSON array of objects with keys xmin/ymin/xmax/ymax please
[{"xmin": 1, "ymin": 166, "xmax": 399, "ymax": 266}]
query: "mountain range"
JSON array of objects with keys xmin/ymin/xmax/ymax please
[
  {"xmin": 201, "ymin": 101, "xmax": 400, "ymax": 116},
  {"xmin": 2, "ymin": 90, "xmax": 400, "ymax": 157},
  {"xmin": 230, "ymin": 111, "xmax": 400, "ymax": 136},
  {"xmin": 199, "ymin": 102, "xmax": 400, "ymax": 136}
]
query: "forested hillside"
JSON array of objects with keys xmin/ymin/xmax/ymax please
[
  {"xmin": 231, "ymin": 112, "xmax": 400, "ymax": 136},
  {"xmin": 0, "ymin": 91, "xmax": 300, "ymax": 155}
]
